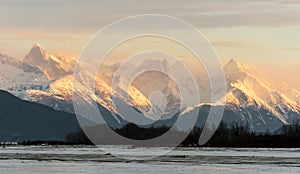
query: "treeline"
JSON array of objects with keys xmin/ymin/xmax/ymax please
[
  {"xmin": 182, "ymin": 121, "xmax": 300, "ymax": 147},
  {"xmin": 18, "ymin": 140, "xmax": 80, "ymax": 146},
  {"xmin": 64, "ymin": 121, "xmax": 300, "ymax": 147}
]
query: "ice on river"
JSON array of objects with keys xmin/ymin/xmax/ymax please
[{"xmin": 0, "ymin": 146, "xmax": 299, "ymax": 174}]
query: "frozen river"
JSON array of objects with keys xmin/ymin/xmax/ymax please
[{"xmin": 0, "ymin": 146, "xmax": 299, "ymax": 174}]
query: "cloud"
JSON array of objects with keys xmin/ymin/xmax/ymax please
[
  {"xmin": 0, "ymin": 0, "xmax": 300, "ymax": 29},
  {"xmin": 285, "ymin": 47, "xmax": 300, "ymax": 51},
  {"xmin": 184, "ymin": 11, "xmax": 300, "ymax": 28},
  {"xmin": 1, "ymin": 0, "xmax": 300, "ymax": 63},
  {"xmin": 277, "ymin": 0, "xmax": 300, "ymax": 4},
  {"xmin": 0, "ymin": 28, "xmax": 75, "ymax": 43},
  {"xmin": 211, "ymin": 41, "xmax": 247, "ymax": 48},
  {"xmin": 0, "ymin": 0, "xmax": 86, "ymax": 7}
]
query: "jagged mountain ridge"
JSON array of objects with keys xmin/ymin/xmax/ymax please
[
  {"xmin": 0, "ymin": 44, "xmax": 149, "ymax": 118},
  {"xmin": 1, "ymin": 44, "xmax": 300, "ymax": 133},
  {"xmin": 24, "ymin": 43, "xmax": 76, "ymax": 80},
  {"xmin": 181, "ymin": 59, "xmax": 300, "ymax": 133},
  {"xmin": 224, "ymin": 59, "xmax": 300, "ymax": 124},
  {"xmin": 0, "ymin": 53, "xmax": 50, "ymax": 99}
]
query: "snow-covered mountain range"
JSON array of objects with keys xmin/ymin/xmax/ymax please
[
  {"xmin": 24, "ymin": 43, "xmax": 76, "ymax": 80},
  {"xmin": 224, "ymin": 59, "xmax": 300, "ymax": 125},
  {"xmin": 0, "ymin": 53, "xmax": 50, "ymax": 99},
  {"xmin": 1, "ymin": 43, "xmax": 300, "ymax": 133},
  {"xmin": 20, "ymin": 44, "xmax": 151, "ymax": 116}
]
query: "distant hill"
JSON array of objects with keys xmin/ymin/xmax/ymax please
[{"xmin": 0, "ymin": 90, "xmax": 80, "ymax": 142}]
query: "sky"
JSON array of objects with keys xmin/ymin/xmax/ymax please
[{"xmin": 0, "ymin": 0, "xmax": 300, "ymax": 88}]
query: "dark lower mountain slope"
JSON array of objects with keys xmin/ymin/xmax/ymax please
[{"xmin": 0, "ymin": 90, "xmax": 81, "ymax": 142}]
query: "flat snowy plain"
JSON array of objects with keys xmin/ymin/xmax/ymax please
[{"xmin": 0, "ymin": 146, "xmax": 299, "ymax": 174}]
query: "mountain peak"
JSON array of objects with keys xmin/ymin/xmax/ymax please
[
  {"xmin": 224, "ymin": 58, "xmax": 250, "ymax": 73},
  {"xmin": 23, "ymin": 43, "xmax": 49, "ymax": 78},
  {"xmin": 33, "ymin": 42, "xmax": 42, "ymax": 48},
  {"xmin": 31, "ymin": 43, "xmax": 46, "ymax": 54},
  {"xmin": 223, "ymin": 59, "xmax": 252, "ymax": 83},
  {"xmin": 226, "ymin": 58, "xmax": 241, "ymax": 68},
  {"xmin": 228, "ymin": 58, "xmax": 237, "ymax": 63},
  {"xmin": 24, "ymin": 43, "xmax": 77, "ymax": 80},
  {"xmin": 25, "ymin": 43, "xmax": 47, "ymax": 62}
]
